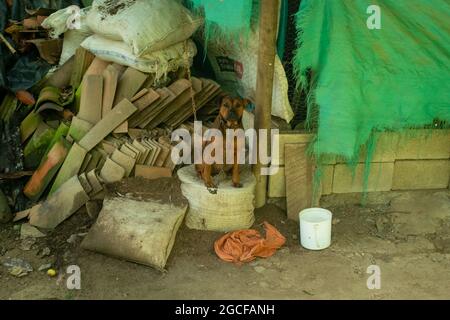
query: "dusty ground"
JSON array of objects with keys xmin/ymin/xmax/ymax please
[{"xmin": 0, "ymin": 189, "xmax": 449, "ymax": 300}]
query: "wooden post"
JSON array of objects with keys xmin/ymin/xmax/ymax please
[{"xmin": 253, "ymin": 0, "xmax": 279, "ymax": 208}]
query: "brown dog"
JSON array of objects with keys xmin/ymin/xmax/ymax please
[{"xmin": 196, "ymin": 94, "xmax": 249, "ymax": 189}]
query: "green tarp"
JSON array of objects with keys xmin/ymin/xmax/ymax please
[{"xmin": 294, "ymin": 0, "xmax": 450, "ymax": 162}]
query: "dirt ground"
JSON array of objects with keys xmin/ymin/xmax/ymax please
[{"xmin": 0, "ymin": 189, "xmax": 449, "ymax": 300}]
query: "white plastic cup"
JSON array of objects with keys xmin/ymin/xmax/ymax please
[{"xmin": 299, "ymin": 208, "xmax": 332, "ymax": 250}]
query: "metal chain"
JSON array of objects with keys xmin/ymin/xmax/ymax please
[{"xmin": 183, "ymin": 40, "xmax": 197, "ymax": 122}]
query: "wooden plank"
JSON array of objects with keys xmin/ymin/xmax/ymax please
[{"xmin": 285, "ymin": 143, "xmax": 313, "ymax": 221}]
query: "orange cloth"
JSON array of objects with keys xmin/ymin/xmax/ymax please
[{"xmin": 214, "ymin": 222, "xmax": 286, "ymax": 264}]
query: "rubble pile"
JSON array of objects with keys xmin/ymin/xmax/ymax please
[{"xmin": 0, "ymin": 1, "xmax": 220, "ymax": 232}]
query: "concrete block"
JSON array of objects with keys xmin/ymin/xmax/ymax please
[
  {"xmin": 395, "ymin": 129, "xmax": 450, "ymax": 160},
  {"xmin": 392, "ymin": 160, "xmax": 450, "ymax": 190},
  {"xmin": 79, "ymin": 99, "xmax": 137, "ymax": 151},
  {"xmin": 320, "ymin": 165, "xmax": 335, "ymax": 195},
  {"xmin": 338, "ymin": 131, "xmax": 399, "ymax": 163},
  {"xmin": 333, "ymin": 162, "xmax": 394, "ymax": 193},
  {"xmin": 268, "ymin": 166, "xmax": 286, "ymax": 198},
  {"xmin": 272, "ymin": 132, "xmax": 314, "ymax": 166}
]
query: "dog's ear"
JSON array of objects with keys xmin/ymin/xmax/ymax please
[
  {"xmin": 215, "ymin": 92, "xmax": 228, "ymax": 107},
  {"xmin": 241, "ymin": 98, "xmax": 252, "ymax": 109}
]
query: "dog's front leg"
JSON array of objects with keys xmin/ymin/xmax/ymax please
[
  {"xmin": 202, "ymin": 164, "xmax": 216, "ymax": 188},
  {"xmin": 232, "ymin": 163, "xmax": 242, "ymax": 188}
]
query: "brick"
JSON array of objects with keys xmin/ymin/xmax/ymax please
[
  {"xmin": 144, "ymin": 139, "xmax": 161, "ymax": 166},
  {"xmin": 332, "ymin": 162, "xmax": 394, "ymax": 193},
  {"xmin": 23, "ymin": 138, "xmax": 71, "ymax": 201},
  {"xmin": 79, "ymin": 152, "xmax": 92, "ymax": 174},
  {"xmin": 84, "ymin": 57, "xmax": 110, "ymax": 77},
  {"xmin": 68, "ymin": 116, "xmax": 93, "ymax": 142},
  {"xmin": 84, "ymin": 150, "xmax": 102, "ymax": 173},
  {"xmin": 395, "ymin": 129, "xmax": 450, "ymax": 160},
  {"xmin": 102, "ymin": 65, "xmax": 119, "ymax": 118},
  {"xmin": 120, "ymin": 144, "xmax": 139, "ymax": 159},
  {"xmin": 29, "ymin": 175, "xmax": 90, "ymax": 229},
  {"xmin": 78, "ymin": 74, "xmax": 103, "ymax": 124},
  {"xmin": 133, "ymin": 89, "xmax": 159, "ymax": 111},
  {"xmin": 86, "ymin": 169, "xmax": 104, "ymax": 196},
  {"xmin": 50, "ymin": 142, "xmax": 87, "ymax": 194},
  {"xmin": 99, "ymin": 158, "xmax": 126, "ymax": 184},
  {"xmin": 70, "ymin": 47, "xmax": 95, "ymax": 93},
  {"xmin": 79, "ymin": 99, "xmax": 137, "ymax": 151},
  {"xmin": 44, "ymin": 121, "xmax": 70, "ymax": 155},
  {"xmin": 392, "ymin": 160, "xmax": 450, "ymax": 190},
  {"xmin": 78, "ymin": 173, "xmax": 93, "ymax": 194},
  {"xmin": 23, "ymin": 122, "xmax": 55, "ymax": 169},
  {"xmin": 134, "ymin": 165, "xmax": 172, "ymax": 179},
  {"xmin": 132, "ymin": 140, "xmax": 150, "ymax": 164},
  {"xmin": 20, "ymin": 111, "xmax": 42, "ymax": 143},
  {"xmin": 155, "ymin": 141, "xmax": 171, "ymax": 167},
  {"xmin": 113, "ymin": 67, "xmax": 148, "ymax": 133}
]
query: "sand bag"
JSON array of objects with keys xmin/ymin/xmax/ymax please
[
  {"xmin": 177, "ymin": 165, "xmax": 256, "ymax": 232},
  {"xmin": 81, "ymin": 35, "xmax": 197, "ymax": 78},
  {"xmin": 42, "ymin": 6, "xmax": 93, "ymax": 65},
  {"xmin": 81, "ymin": 178, "xmax": 188, "ymax": 271},
  {"xmin": 206, "ymin": 31, "xmax": 294, "ymax": 123},
  {"xmin": 86, "ymin": 0, "xmax": 203, "ymax": 56}
]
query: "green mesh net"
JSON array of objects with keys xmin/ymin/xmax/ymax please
[
  {"xmin": 186, "ymin": 0, "xmax": 256, "ymax": 45},
  {"xmin": 294, "ymin": 0, "xmax": 450, "ymax": 167}
]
